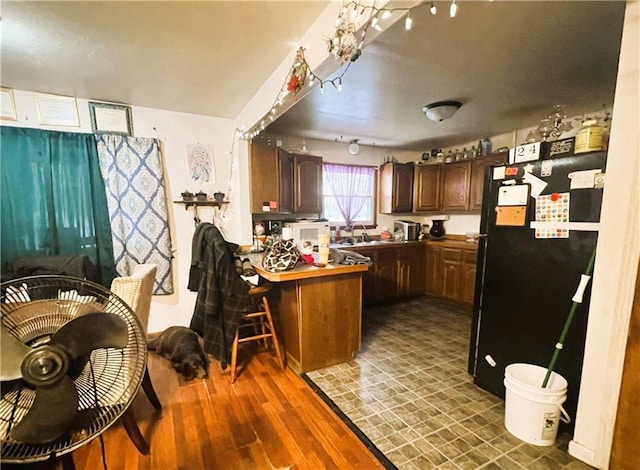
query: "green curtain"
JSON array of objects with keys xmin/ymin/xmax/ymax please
[{"xmin": 0, "ymin": 126, "xmax": 116, "ymax": 286}]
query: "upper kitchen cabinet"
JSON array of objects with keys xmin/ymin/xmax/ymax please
[
  {"xmin": 250, "ymin": 142, "xmax": 279, "ymax": 213},
  {"xmin": 250, "ymin": 143, "xmax": 322, "ymax": 215},
  {"xmin": 441, "ymin": 161, "xmax": 471, "ymax": 211},
  {"xmin": 469, "ymin": 151, "xmax": 508, "ymax": 211},
  {"xmin": 413, "ymin": 164, "xmax": 442, "ymax": 212},
  {"xmin": 380, "ymin": 162, "xmax": 414, "ymax": 213},
  {"xmin": 292, "ymin": 152, "xmax": 323, "ymax": 214}
]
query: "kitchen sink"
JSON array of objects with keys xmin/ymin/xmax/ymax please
[{"xmin": 331, "ymin": 239, "xmax": 395, "ymax": 248}]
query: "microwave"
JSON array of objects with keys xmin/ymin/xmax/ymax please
[{"xmin": 283, "ymin": 221, "xmax": 330, "ymax": 248}]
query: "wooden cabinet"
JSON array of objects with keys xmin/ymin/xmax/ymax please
[
  {"xmin": 413, "ymin": 164, "xmax": 442, "ymax": 212},
  {"xmin": 441, "ymin": 161, "xmax": 471, "ymax": 211},
  {"xmin": 425, "ymin": 246, "xmax": 443, "ymax": 297},
  {"xmin": 250, "ymin": 143, "xmax": 280, "ymax": 213},
  {"xmin": 469, "ymin": 152, "xmax": 508, "ymax": 210},
  {"xmin": 278, "ymin": 150, "xmax": 294, "ymax": 213},
  {"xmin": 425, "ymin": 243, "xmax": 477, "ymax": 305},
  {"xmin": 351, "ymin": 244, "xmax": 425, "ymax": 305},
  {"xmin": 380, "ymin": 162, "xmax": 414, "ymax": 213},
  {"xmin": 412, "ymin": 152, "xmax": 507, "ymax": 213},
  {"xmin": 293, "ymin": 153, "xmax": 323, "ymax": 214},
  {"xmin": 250, "ymin": 144, "xmax": 322, "ymax": 215},
  {"xmin": 397, "ymin": 245, "xmax": 426, "ymax": 297},
  {"xmin": 460, "ymin": 249, "xmax": 478, "ymax": 304}
]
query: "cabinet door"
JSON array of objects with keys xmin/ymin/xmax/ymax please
[
  {"xmin": 250, "ymin": 143, "xmax": 279, "ymax": 213},
  {"xmin": 441, "ymin": 161, "xmax": 471, "ymax": 211},
  {"xmin": 425, "ymin": 246, "xmax": 443, "ymax": 296},
  {"xmin": 375, "ymin": 249, "xmax": 398, "ymax": 302},
  {"xmin": 398, "ymin": 246, "xmax": 426, "ymax": 296},
  {"xmin": 379, "ymin": 162, "xmax": 413, "ymax": 214},
  {"xmin": 294, "ymin": 154, "xmax": 322, "ymax": 214},
  {"xmin": 441, "ymin": 248, "xmax": 462, "ymax": 301},
  {"xmin": 393, "ymin": 163, "xmax": 414, "ymax": 212},
  {"xmin": 357, "ymin": 249, "xmax": 377, "ymax": 305},
  {"xmin": 278, "ymin": 149, "xmax": 294, "ymax": 214},
  {"xmin": 469, "ymin": 152, "xmax": 508, "ymax": 211},
  {"xmin": 413, "ymin": 164, "xmax": 442, "ymax": 212},
  {"xmin": 460, "ymin": 259, "xmax": 477, "ymax": 305}
]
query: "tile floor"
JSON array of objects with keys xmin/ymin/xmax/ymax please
[{"xmin": 305, "ymin": 297, "xmax": 594, "ymax": 469}]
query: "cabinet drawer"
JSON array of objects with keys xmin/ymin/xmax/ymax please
[
  {"xmin": 462, "ymin": 250, "xmax": 477, "ymax": 263},
  {"xmin": 442, "ymin": 248, "xmax": 462, "ymax": 262}
]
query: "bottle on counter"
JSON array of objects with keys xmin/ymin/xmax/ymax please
[{"xmin": 476, "ymin": 141, "xmax": 483, "ymax": 157}]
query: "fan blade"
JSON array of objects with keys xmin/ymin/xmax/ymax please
[
  {"xmin": 1, "ymin": 323, "xmax": 31, "ymax": 381},
  {"xmin": 51, "ymin": 312, "xmax": 128, "ymax": 358},
  {"xmin": 10, "ymin": 374, "xmax": 79, "ymax": 443}
]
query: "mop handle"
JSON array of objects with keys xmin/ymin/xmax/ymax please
[{"xmin": 542, "ymin": 248, "xmax": 597, "ymax": 388}]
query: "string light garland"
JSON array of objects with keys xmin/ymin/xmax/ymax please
[{"xmin": 242, "ymin": 0, "xmax": 459, "ymax": 140}]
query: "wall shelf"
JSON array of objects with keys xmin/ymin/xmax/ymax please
[{"xmin": 173, "ymin": 200, "xmax": 228, "ymax": 210}]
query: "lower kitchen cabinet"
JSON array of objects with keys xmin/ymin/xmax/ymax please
[
  {"xmin": 426, "ymin": 243, "xmax": 478, "ymax": 305},
  {"xmin": 351, "ymin": 244, "xmax": 425, "ymax": 305}
]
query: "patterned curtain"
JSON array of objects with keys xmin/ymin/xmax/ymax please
[{"xmin": 96, "ymin": 135, "xmax": 173, "ymax": 294}]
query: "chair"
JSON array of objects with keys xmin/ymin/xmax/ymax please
[
  {"xmin": 110, "ymin": 264, "xmax": 162, "ymax": 454},
  {"xmin": 229, "ymin": 283, "xmax": 285, "ymax": 383}
]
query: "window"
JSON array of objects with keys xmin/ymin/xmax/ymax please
[{"xmin": 322, "ymin": 163, "xmax": 377, "ymax": 227}]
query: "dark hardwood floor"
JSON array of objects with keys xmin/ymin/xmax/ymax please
[{"xmin": 10, "ymin": 347, "xmax": 384, "ymax": 470}]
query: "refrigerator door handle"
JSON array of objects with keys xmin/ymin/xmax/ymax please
[{"xmin": 477, "ymin": 233, "xmax": 488, "ymax": 238}]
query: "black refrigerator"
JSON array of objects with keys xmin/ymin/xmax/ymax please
[{"xmin": 467, "ymin": 151, "xmax": 607, "ymax": 430}]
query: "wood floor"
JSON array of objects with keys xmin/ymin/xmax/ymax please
[{"xmin": 12, "ymin": 347, "xmax": 384, "ymax": 470}]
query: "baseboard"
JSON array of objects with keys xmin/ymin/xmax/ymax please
[{"xmin": 568, "ymin": 439, "xmax": 597, "ymax": 468}]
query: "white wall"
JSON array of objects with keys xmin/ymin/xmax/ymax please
[{"xmin": 2, "ymin": 89, "xmax": 250, "ymax": 333}]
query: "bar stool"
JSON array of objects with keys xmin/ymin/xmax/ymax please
[{"xmin": 230, "ymin": 283, "xmax": 285, "ymax": 383}]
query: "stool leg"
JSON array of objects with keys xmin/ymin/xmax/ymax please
[
  {"xmin": 262, "ymin": 297, "xmax": 285, "ymax": 371},
  {"xmin": 230, "ymin": 329, "xmax": 240, "ymax": 384}
]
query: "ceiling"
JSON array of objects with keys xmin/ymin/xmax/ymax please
[{"xmin": 1, "ymin": 1, "xmax": 627, "ymax": 150}]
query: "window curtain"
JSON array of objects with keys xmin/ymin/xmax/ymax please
[
  {"xmin": 323, "ymin": 164, "xmax": 375, "ymax": 228},
  {"xmin": 96, "ymin": 134, "xmax": 173, "ymax": 295},
  {"xmin": 0, "ymin": 126, "xmax": 117, "ymax": 286}
]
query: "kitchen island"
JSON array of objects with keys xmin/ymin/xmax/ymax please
[{"xmin": 253, "ymin": 261, "xmax": 368, "ymax": 374}]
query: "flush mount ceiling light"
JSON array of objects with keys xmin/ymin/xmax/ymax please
[
  {"xmin": 422, "ymin": 100, "xmax": 462, "ymax": 122},
  {"xmin": 348, "ymin": 139, "xmax": 360, "ymax": 155}
]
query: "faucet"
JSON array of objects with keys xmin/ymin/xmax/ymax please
[{"xmin": 354, "ymin": 223, "xmax": 369, "ymax": 242}]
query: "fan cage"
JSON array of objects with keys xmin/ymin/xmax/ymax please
[{"xmin": 1, "ymin": 275, "xmax": 147, "ymax": 463}]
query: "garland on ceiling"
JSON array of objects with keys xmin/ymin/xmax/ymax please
[{"xmin": 241, "ymin": 0, "xmax": 458, "ymax": 140}]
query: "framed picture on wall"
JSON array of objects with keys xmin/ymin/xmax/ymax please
[
  {"xmin": 35, "ymin": 93, "xmax": 80, "ymax": 126},
  {"xmin": 1, "ymin": 87, "xmax": 17, "ymax": 121},
  {"xmin": 89, "ymin": 101, "xmax": 133, "ymax": 135}
]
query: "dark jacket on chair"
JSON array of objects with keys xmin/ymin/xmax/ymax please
[{"xmin": 188, "ymin": 223, "xmax": 250, "ymax": 369}]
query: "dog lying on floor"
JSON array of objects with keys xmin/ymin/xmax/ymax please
[{"xmin": 147, "ymin": 326, "xmax": 209, "ymax": 380}]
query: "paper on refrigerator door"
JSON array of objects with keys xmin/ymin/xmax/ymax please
[
  {"xmin": 522, "ymin": 172, "xmax": 548, "ymax": 198},
  {"xmin": 498, "ymin": 184, "xmax": 529, "ymax": 206},
  {"xmin": 568, "ymin": 169, "xmax": 602, "ymax": 189}
]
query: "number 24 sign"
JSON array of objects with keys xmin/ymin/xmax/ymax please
[{"xmin": 509, "ymin": 142, "xmax": 541, "ymax": 164}]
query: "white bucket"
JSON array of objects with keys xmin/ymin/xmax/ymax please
[{"xmin": 504, "ymin": 363, "xmax": 571, "ymax": 446}]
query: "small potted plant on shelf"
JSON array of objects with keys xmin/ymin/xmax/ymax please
[
  {"xmin": 213, "ymin": 191, "xmax": 225, "ymax": 202},
  {"xmin": 181, "ymin": 190, "xmax": 194, "ymax": 202},
  {"xmin": 196, "ymin": 191, "xmax": 208, "ymax": 202}
]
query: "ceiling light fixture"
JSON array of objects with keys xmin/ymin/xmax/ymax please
[
  {"xmin": 422, "ymin": 100, "xmax": 462, "ymax": 122},
  {"xmin": 430, "ymin": 3, "xmax": 437, "ymax": 15},
  {"xmin": 348, "ymin": 139, "xmax": 360, "ymax": 155},
  {"xmin": 450, "ymin": 0, "xmax": 458, "ymax": 18}
]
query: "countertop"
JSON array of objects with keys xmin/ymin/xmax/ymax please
[
  {"xmin": 330, "ymin": 237, "xmax": 479, "ymax": 251},
  {"xmin": 254, "ymin": 262, "xmax": 368, "ymax": 282}
]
